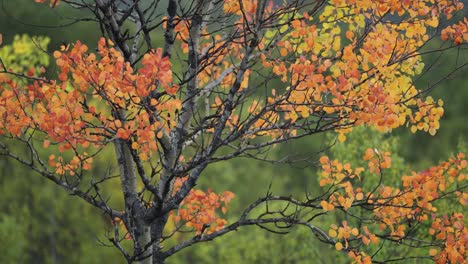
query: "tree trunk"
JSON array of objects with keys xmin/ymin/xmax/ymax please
[
  {"xmin": 136, "ymin": 223, "xmax": 152, "ymax": 264},
  {"xmin": 151, "ymin": 215, "xmax": 170, "ymax": 264},
  {"xmin": 114, "ymin": 137, "xmax": 153, "ymax": 264}
]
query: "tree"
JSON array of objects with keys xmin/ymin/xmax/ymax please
[{"xmin": 0, "ymin": 0, "xmax": 467, "ymax": 263}]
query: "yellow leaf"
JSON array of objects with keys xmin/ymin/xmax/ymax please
[
  {"xmin": 426, "ymin": 17, "xmax": 439, "ymax": 28},
  {"xmin": 139, "ymin": 152, "xmax": 148, "ymax": 161},
  {"xmin": 157, "ymin": 130, "xmax": 163, "ymax": 138},
  {"xmin": 332, "ymin": 36, "xmax": 341, "ymax": 52},
  {"xmin": 356, "ymin": 193, "xmax": 364, "ymax": 200},
  {"xmin": 115, "ymin": 119, "xmax": 122, "ymax": 128},
  {"xmin": 335, "ymin": 242, "xmax": 343, "ymax": 251},
  {"xmin": 323, "ymin": 106, "xmax": 334, "ymax": 114},
  {"xmin": 338, "ymin": 133, "xmax": 346, "ymax": 142},
  {"xmin": 131, "ymin": 142, "xmax": 139, "ymax": 149},
  {"xmin": 297, "ymin": 105, "xmax": 310, "ymax": 118}
]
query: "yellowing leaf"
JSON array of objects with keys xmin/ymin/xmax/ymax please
[
  {"xmin": 356, "ymin": 193, "xmax": 364, "ymax": 200},
  {"xmin": 338, "ymin": 133, "xmax": 346, "ymax": 142},
  {"xmin": 335, "ymin": 242, "xmax": 343, "ymax": 251},
  {"xmin": 362, "ymin": 236, "xmax": 370, "ymax": 245},
  {"xmin": 321, "ymin": 200, "xmax": 335, "ymax": 211},
  {"xmin": 131, "ymin": 142, "xmax": 139, "ymax": 149},
  {"xmin": 319, "ymin": 156, "xmax": 329, "ymax": 165},
  {"xmin": 426, "ymin": 17, "xmax": 439, "ymax": 28}
]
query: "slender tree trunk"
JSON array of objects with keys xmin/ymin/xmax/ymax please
[
  {"xmin": 151, "ymin": 214, "xmax": 171, "ymax": 264},
  {"xmin": 114, "ymin": 137, "xmax": 152, "ymax": 264},
  {"xmin": 137, "ymin": 223, "xmax": 152, "ymax": 264}
]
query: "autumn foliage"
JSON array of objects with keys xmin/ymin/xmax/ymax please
[
  {"xmin": 0, "ymin": 0, "xmax": 467, "ymax": 263},
  {"xmin": 319, "ymin": 150, "xmax": 468, "ymax": 263}
]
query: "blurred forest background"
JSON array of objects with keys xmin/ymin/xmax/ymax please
[{"xmin": 0, "ymin": 1, "xmax": 466, "ymax": 263}]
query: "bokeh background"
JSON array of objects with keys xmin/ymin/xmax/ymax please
[{"xmin": 0, "ymin": 1, "xmax": 467, "ymax": 263}]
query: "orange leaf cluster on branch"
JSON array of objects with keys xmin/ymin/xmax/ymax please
[
  {"xmin": 441, "ymin": 18, "xmax": 468, "ymax": 45},
  {"xmin": 0, "ymin": 38, "xmax": 179, "ymax": 173},
  {"xmin": 34, "ymin": 0, "xmax": 59, "ymax": 7},
  {"xmin": 171, "ymin": 178, "xmax": 235, "ymax": 234},
  {"xmin": 318, "ymin": 151, "xmax": 468, "ymax": 263},
  {"xmin": 430, "ymin": 213, "xmax": 468, "ymax": 264}
]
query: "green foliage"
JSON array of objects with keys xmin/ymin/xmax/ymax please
[
  {"xmin": 168, "ymin": 226, "xmax": 321, "ymax": 264},
  {"xmin": 0, "ymin": 0, "xmax": 101, "ymax": 51},
  {"xmin": 0, "ymin": 34, "xmax": 50, "ymax": 73},
  {"xmin": 0, "ymin": 154, "xmax": 123, "ymax": 263},
  {"xmin": 397, "ymin": 42, "xmax": 468, "ymax": 167},
  {"xmin": 0, "ymin": 214, "xmax": 28, "ymax": 262},
  {"xmin": 326, "ymin": 126, "xmax": 407, "ymax": 187}
]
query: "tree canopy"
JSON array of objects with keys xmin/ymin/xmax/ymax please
[{"xmin": 0, "ymin": 0, "xmax": 467, "ymax": 263}]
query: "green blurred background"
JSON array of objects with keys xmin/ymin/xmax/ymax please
[{"xmin": 0, "ymin": 1, "xmax": 466, "ymax": 263}]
